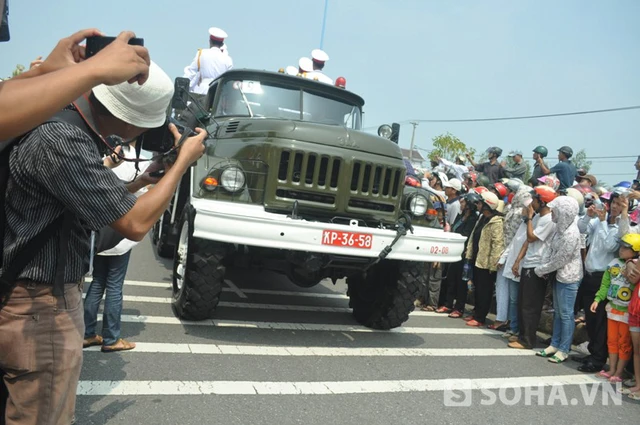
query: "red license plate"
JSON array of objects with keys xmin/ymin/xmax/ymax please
[{"xmin": 322, "ymin": 230, "xmax": 373, "ymax": 249}]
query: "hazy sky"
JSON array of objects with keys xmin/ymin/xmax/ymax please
[{"xmin": 2, "ymin": 0, "xmax": 639, "ymax": 184}]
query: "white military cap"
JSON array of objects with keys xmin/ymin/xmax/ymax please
[
  {"xmin": 311, "ymin": 49, "xmax": 329, "ymax": 63},
  {"xmin": 208, "ymin": 27, "xmax": 228, "ymax": 41},
  {"xmin": 298, "ymin": 57, "xmax": 313, "ymax": 73}
]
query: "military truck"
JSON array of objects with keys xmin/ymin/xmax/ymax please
[{"xmin": 152, "ymin": 69, "xmax": 466, "ymax": 329}]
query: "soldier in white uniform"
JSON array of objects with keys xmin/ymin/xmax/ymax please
[
  {"xmin": 183, "ymin": 27, "xmax": 233, "ymax": 94},
  {"xmin": 286, "ymin": 57, "xmax": 314, "ymax": 76},
  {"xmin": 307, "ymin": 49, "xmax": 333, "ymax": 84}
]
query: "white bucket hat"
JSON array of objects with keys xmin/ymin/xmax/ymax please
[{"xmin": 92, "ymin": 61, "xmax": 174, "ymax": 129}]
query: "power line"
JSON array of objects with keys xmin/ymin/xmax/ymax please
[
  {"xmin": 402, "ymin": 105, "xmax": 640, "ymax": 123},
  {"xmin": 363, "ymin": 105, "xmax": 640, "ymax": 130}
]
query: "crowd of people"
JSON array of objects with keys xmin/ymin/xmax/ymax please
[{"xmin": 414, "ymin": 145, "xmax": 640, "ymax": 400}]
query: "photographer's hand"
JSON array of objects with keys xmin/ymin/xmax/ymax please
[
  {"xmin": 171, "ymin": 125, "xmax": 207, "ymax": 167},
  {"xmin": 87, "ymin": 31, "xmax": 151, "ymax": 85},
  {"xmin": 14, "ymin": 28, "xmax": 103, "ymax": 80}
]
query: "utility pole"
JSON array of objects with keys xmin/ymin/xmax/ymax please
[
  {"xmin": 319, "ymin": 0, "xmax": 329, "ymax": 49},
  {"xmin": 408, "ymin": 122, "xmax": 419, "ymax": 166}
]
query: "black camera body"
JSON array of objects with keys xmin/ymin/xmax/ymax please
[
  {"xmin": 85, "ymin": 35, "xmax": 144, "ymax": 58},
  {"xmin": 139, "ymin": 77, "xmax": 205, "ymax": 153},
  {"xmin": 0, "ymin": 0, "xmax": 10, "ymax": 42}
]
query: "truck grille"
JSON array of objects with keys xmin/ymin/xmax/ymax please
[
  {"xmin": 350, "ymin": 163, "xmax": 402, "ymax": 197},
  {"xmin": 278, "ymin": 151, "xmax": 341, "ymax": 189},
  {"xmin": 275, "ymin": 149, "xmax": 404, "ymax": 217}
]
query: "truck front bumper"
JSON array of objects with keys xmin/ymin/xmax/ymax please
[{"xmin": 191, "ymin": 199, "xmax": 467, "ymax": 263}]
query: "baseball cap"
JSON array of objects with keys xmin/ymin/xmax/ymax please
[
  {"xmin": 92, "ymin": 61, "xmax": 174, "ymax": 128},
  {"xmin": 508, "ymin": 150, "xmax": 523, "ymax": 157},
  {"xmin": 443, "ymin": 178, "xmax": 462, "ymax": 192}
]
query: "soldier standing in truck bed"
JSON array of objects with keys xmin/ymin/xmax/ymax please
[{"xmin": 183, "ymin": 27, "xmax": 233, "ymax": 94}]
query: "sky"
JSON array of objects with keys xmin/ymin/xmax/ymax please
[{"xmin": 2, "ymin": 0, "xmax": 639, "ymax": 185}]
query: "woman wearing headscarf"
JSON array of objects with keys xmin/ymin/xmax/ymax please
[
  {"xmin": 439, "ymin": 192, "xmax": 480, "ymax": 317},
  {"xmin": 464, "ymin": 191, "xmax": 505, "ymax": 327},
  {"xmin": 534, "ymin": 196, "xmax": 583, "ymax": 363},
  {"xmin": 493, "ymin": 187, "xmax": 532, "ymax": 330}
]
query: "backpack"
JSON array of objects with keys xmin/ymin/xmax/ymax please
[{"xmin": 0, "ymin": 108, "xmax": 123, "ymax": 304}]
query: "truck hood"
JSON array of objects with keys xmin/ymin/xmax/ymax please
[{"xmin": 215, "ymin": 119, "xmax": 404, "ymax": 160}]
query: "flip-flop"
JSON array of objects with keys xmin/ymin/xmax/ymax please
[
  {"xmin": 609, "ymin": 376, "xmax": 623, "ymax": 383},
  {"xmin": 629, "ymin": 391, "xmax": 640, "ymax": 401},
  {"xmin": 83, "ymin": 335, "xmax": 103, "ymax": 348},
  {"xmin": 101, "ymin": 338, "xmax": 136, "ymax": 353},
  {"xmin": 595, "ymin": 370, "xmax": 612, "ymax": 379},
  {"xmin": 448, "ymin": 311, "xmax": 463, "ymax": 318}
]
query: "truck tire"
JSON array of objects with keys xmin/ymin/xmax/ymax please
[
  {"xmin": 171, "ymin": 205, "xmax": 225, "ymax": 321},
  {"xmin": 347, "ymin": 261, "xmax": 426, "ymax": 330},
  {"xmin": 153, "ymin": 211, "xmax": 174, "ymax": 259}
]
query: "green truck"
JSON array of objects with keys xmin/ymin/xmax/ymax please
[{"xmin": 153, "ymin": 69, "xmax": 466, "ymax": 329}]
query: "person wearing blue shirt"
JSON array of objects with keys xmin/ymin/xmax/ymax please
[{"xmin": 538, "ymin": 146, "xmax": 577, "ymax": 191}]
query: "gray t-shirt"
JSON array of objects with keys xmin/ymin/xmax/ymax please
[{"xmin": 2, "ymin": 120, "xmax": 137, "ymax": 284}]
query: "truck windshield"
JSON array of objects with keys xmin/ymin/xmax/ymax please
[{"xmin": 213, "ymin": 79, "xmax": 362, "ymax": 130}]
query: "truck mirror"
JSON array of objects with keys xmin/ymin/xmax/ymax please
[
  {"xmin": 172, "ymin": 77, "xmax": 190, "ymax": 110},
  {"xmin": 390, "ymin": 123, "xmax": 400, "ymax": 144}
]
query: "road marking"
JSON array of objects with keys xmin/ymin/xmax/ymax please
[
  {"xmin": 225, "ymin": 279, "xmax": 248, "ymax": 299},
  {"xmin": 116, "ymin": 279, "xmax": 349, "ymax": 300},
  {"xmin": 84, "ymin": 343, "xmax": 534, "ymax": 356},
  {"xmin": 101, "ymin": 293, "xmax": 438, "ymax": 316},
  {"xmin": 113, "ymin": 315, "xmax": 498, "ymax": 335},
  {"xmin": 77, "ymin": 374, "xmax": 602, "ymax": 396}
]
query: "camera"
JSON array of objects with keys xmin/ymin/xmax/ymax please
[
  {"xmin": 139, "ymin": 77, "xmax": 201, "ymax": 153},
  {"xmin": 85, "ymin": 35, "xmax": 144, "ymax": 59}
]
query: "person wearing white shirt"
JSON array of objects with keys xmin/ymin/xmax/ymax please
[
  {"xmin": 574, "ymin": 196, "xmax": 622, "ymax": 371},
  {"xmin": 83, "ymin": 142, "xmax": 150, "ymax": 352},
  {"xmin": 183, "ymin": 27, "xmax": 233, "ymax": 94},
  {"xmin": 438, "ymin": 155, "xmax": 469, "ymax": 181}
]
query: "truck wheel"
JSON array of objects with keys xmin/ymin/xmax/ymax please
[
  {"xmin": 347, "ymin": 261, "xmax": 426, "ymax": 330},
  {"xmin": 171, "ymin": 206, "xmax": 225, "ymax": 320},
  {"xmin": 154, "ymin": 211, "xmax": 174, "ymax": 259}
]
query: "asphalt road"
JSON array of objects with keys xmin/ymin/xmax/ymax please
[{"xmin": 75, "ymin": 235, "xmax": 639, "ymax": 424}]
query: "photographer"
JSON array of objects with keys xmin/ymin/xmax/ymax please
[
  {"xmin": 0, "ymin": 61, "xmax": 205, "ymax": 425},
  {"xmin": 0, "ymin": 1, "xmax": 150, "ymax": 140}
]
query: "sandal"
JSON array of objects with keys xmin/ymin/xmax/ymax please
[
  {"xmin": 436, "ymin": 306, "xmax": 452, "ymax": 314},
  {"xmin": 466, "ymin": 319, "xmax": 484, "ymax": 327},
  {"xmin": 421, "ymin": 305, "xmax": 436, "ymax": 312},
  {"xmin": 448, "ymin": 310, "xmax": 463, "ymax": 318},
  {"xmin": 463, "ymin": 315, "xmax": 475, "ymax": 322},
  {"xmin": 595, "ymin": 370, "xmax": 612, "ymax": 379},
  {"xmin": 83, "ymin": 335, "xmax": 103, "ymax": 348},
  {"xmin": 629, "ymin": 391, "xmax": 640, "ymax": 401},
  {"xmin": 487, "ymin": 322, "xmax": 509, "ymax": 331},
  {"xmin": 101, "ymin": 338, "xmax": 136, "ymax": 353},
  {"xmin": 609, "ymin": 376, "xmax": 623, "ymax": 383},
  {"xmin": 536, "ymin": 346, "xmax": 558, "ymax": 358},
  {"xmin": 547, "ymin": 352, "xmax": 568, "ymax": 364}
]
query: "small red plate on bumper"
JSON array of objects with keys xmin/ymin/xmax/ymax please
[{"xmin": 322, "ymin": 230, "xmax": 373, "ymax": 249}]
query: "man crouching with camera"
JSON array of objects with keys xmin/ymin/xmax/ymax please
[{"xmin": 0, "ymin": 61, "xmax": 205, "ymax": 425}]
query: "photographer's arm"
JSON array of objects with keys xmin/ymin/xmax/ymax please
[
  {"xmin": 0, "ymin": 29, "xmax": 150, "ymax": 141},
  {"xmin": 111, "ymin": 127, "xmax": 206, "ymax": 241}
]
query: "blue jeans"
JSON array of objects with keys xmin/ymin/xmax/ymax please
[
  {"xmin": 495, "ymin": 268, "xmax": 509, "ymax": 322},
  {"xmin": 507, "ymin": 277, "xmax": 519, "ymax": 333},
  {"xmin": 83, "ymin": 251, "xmax": 131, "ymax": 346},
  {"xmin": 550, "ymin": 280, "xmax": 580, "ymax": 353}
]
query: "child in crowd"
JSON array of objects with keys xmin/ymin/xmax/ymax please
[
  {"xmin": 591, "ymin": 234, "xmax": 640, "ymax": 382},
  {"xmin": 621, "ymin": 245, "xmax": 640, "ymax": 400}
]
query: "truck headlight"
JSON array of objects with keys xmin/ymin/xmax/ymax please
[
  {"xmin": 377, "ymin": 124, "xmax": 392, "ymax": 139},
  {"xmin": 220, "ymin": 166, "xmax": 246, "ymax": 192},
  {"xmin": 408, "ymin": 194, "xmax": 428, "ymax": 216}
]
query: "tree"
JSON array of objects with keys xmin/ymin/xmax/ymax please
[
  {"xmin": 4, "ymin": 64, "xmax": 25, "ymax": 80},
  {"xmin": 572, "ymin": 149, "xmax": 592, "ymax": 173},
  {"xmin": 428, "ymin": 132, "xmax": 476, "ymax": 162}
]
